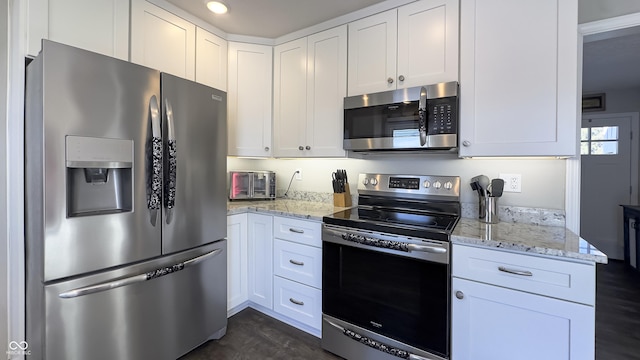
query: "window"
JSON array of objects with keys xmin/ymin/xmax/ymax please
[{"xmin": 580, "ymin": 126, "xmax": 619, "ymax": 155}]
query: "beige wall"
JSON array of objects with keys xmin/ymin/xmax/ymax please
[
  {"xmin": 579, "ymin": 0, "xmax": 640, "ymax": 23},
  {"xmin": 228, "ymin": 157, "xmax": 567, "ymax": 210}
]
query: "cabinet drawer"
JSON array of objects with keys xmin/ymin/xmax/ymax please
[
  {"xmin": 452, "ymin": 244, "xmax": 594, "ymax": 305},
  {"xmin": 274, "ymin": 239, "xmax": 322, "ymax": 289},
  {"xmin": 273, "ymin": 276, "xmax": 322, "ymax": 330},
  {"xmin": 273, "ymin": 216, "xmax": 321, "ymax": 247}
]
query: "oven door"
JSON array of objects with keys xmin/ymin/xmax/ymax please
[
  {"xmin": 343, "ymin": 100, "xmax": 422, "ymax": 150},
  {"xmin": 322, "ymin": 225, "xmax": 450, "ymax": 359}
]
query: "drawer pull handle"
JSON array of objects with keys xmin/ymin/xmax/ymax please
[
  {"xmin": 289, "ymin": 298, "xmax": 304, "ymax": 306},
  {"xmin": 289, "ymin": 228, "xmax": 304, "ymax": 234},
  {"xmin": 498, "ymin": 266, "xmax": 533, "ymax": 277},
  {"xmin": 289, "ymin": 259, "xmax": 304, "ymax": 266}
]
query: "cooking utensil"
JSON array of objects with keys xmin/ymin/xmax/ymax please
[
  {"xmin": 490, "ymin": 178, "xmax": 504, "ymax": 197},
  {"xmin": 478, "ymin": 175, "xmax": 490, "ymax": 195}
]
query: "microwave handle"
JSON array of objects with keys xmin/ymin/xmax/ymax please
[{"xmin": 418, "ymin": 87, "xmax": 428, "ymax": 146}]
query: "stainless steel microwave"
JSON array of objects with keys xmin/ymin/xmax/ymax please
[
  {"xmin": 228, "ymin": 171, "xmax": 276, "ymax": 200},
  {"xmin": 343, "ymin": 81, "xmax": 458, "ymax": 152}
]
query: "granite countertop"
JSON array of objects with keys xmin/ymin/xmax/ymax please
[
  {"xmin": 452, "ymin": 218, "xmax": 608, "ymax": 264},
  {"xmin": 227, "ymin": 198, "xmax": 349, "ymax": 221},
  {"xmin": 227, "ymin": 198, "xmax": 608, "ymax": 264}
]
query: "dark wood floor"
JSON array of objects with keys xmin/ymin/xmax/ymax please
[
  {"xmin": 182, "ymin": 260, "xmax": 640, "ymax": 360},
  {"xmin": 179, "ymin": 308, "xmax": 341, "ymax": 360},
  {"xmin": 595, "ymin": 260, "xmax": 640, "ymax": 360}
]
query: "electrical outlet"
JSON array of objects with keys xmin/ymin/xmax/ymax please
[
  {"xmin": 295, "ymin": 168, "xmax": 302, "ymax": 180},
  {"xmin": 499, "ymin": 173, "xmax": 522, "ymax": 193}
]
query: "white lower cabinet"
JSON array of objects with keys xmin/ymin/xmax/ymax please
[
  {"xmin": 227, "ymin": 214, "xmax": 248, "ymax": 312},
  {"xmin": 247, "ymin": 213, "xmax": 274, "ymax": 309},
  {"xmin": 272, "ymin": 216, "xmax": 323, "ymax": 332},
  {"xmin": 273, "ymin": 276, "xmax": 322, "ymax": 330},
  {"xmin": 226, "ymin": 213, "xmax": 323, "ymax": 335},
  {"xmin": 451, "ymin": 244, "xmax": 596, "ymax": 360}
]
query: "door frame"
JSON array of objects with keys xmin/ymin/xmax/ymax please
[{"xmin": 567, "ymin": 12, "xmax": 640, "ymax": 234}]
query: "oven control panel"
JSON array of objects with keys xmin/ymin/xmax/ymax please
[{"xmin": 359, "ymin": 173, "xmax": 460, "ymax": 198}]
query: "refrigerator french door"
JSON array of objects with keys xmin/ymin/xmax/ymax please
[{"xmin": 25, "ymin": 40, "xmax": 228, "ymax": 360}]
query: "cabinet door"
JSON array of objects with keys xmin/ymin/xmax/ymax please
[
  {"xmin": 195, "ymin": 27, "xmax": 227, "ymax": 91},
  {"xmin": 306, "ymin": 25, "xmax": 347, "ymax": 157},
  {"xmin": 451, "ymin": 278, "xmax": 594, "ymax": 360},
  {"xmin": 347, "ymin": 9, "xmax": 397, "ymax": 96},
  {"xmin": 227, "ymin": 42, "xmax": 273, "ymax": 157},
  {"xmin": 28, "ymin": 0, "xmax": 129, "ymax": 60},
  {"xmin": 273, "ymin": 37, "xmax": 308, "ymax": 157},
  {"xmin": 459, "ymin": 0, "xmax": 578, "ymax": 157},
  {"xmin": 247, "ymin": 213, "xmax": 273, "ymax": 309},
  {"xmin": 130, "ymin": 0, "xmax": 195, "ymax": 80},
  {"xmin": 397, "ymin": 0, "xmax": 458, "ymax": 88},
  {"xmin": 227, "ymin": 214, "xmax": 248, "ymax": 312}
]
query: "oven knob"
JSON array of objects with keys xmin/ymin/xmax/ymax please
[
  {"xmin": 444, "ymin": 181, "xmax": 453, "ymax": 190},
  {"xmin": 433, "ymin": 181, "xmax": 442, "ymax": 189},
  {"xmin": 363, "ymin": 178, "xmax": 369, "ymax": 185},
  {"xmin": 370, "ymin": 178, "xmax": 378, "ymax": 186},
  {"xmin": 423, "ymin": 180, "xmax": 431, "ymax": 188}
]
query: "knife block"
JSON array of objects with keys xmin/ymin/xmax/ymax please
[{"xmin": 333, "ymin": 183, "xmax": 352, "ymax": 207}]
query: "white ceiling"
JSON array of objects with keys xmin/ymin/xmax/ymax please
[
  {"xmin": 164, "ymin": 0, "xmax": 388, "ymax": 39},
  {"xmin": 583, "ymin": 28, "xmax": 640, "ymax": 93}
]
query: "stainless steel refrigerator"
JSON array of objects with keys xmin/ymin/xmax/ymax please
[{"xmin": 25, "ymin": 40, "xmax": 228, "ymax": 360}]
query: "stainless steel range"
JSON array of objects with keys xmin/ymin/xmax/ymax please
[{"xmin": 321, "ymin": 173, "xmax": 461, "ymax": 360}]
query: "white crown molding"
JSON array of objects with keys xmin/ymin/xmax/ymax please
[{"xmin": 580, "ymin": 12, "xmax": 640, "ymax": 41}]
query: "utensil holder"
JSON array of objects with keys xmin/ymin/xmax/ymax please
[
  {"xmin": 479, "ymin": 196, "xmax": 498, "ymax": 224},
  {"xmin": 333, "ymin": 183, "xmax": 352, "ymax": 207}
]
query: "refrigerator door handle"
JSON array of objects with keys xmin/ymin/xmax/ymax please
[
  {"xmin": 58, "ymin": 249, "xmax": 223, "ymax": 299},
  {"xmin": 148, "ymin": 95, "xmax": 162, "ymax": 226},
  {"xmin": 164, "ymin": 100, "xmax": 177, "ymax": 224}
]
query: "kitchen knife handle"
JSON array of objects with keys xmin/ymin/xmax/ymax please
[
  {"xmin": 147, "ymin": 96, "xmax": 162, "ymax": 225},
  {"xmin": 164, "ymin": 100, "xmax": 177, "ymax": 220}
]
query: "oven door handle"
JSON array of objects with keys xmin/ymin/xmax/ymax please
[
  {"xmin": 324, "ymin": 318, "xmax": 434, "ymax": 360},
  {"xmin": 324, "ymin": 227, "xmax": 448, "ymax": 255},
  {"xmin": 407, "ymin": 244, "xmax": 447, "ymax": 254}
]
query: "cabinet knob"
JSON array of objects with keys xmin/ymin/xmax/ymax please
[
  {"xmin": 264, "ymin": 146, "xmax": 270, "ymax": 151},
  {"xmin": 398, "ymin": 75, "xmax": 405, "ymax": 82},
  {"xmin": 305, "ymin": 145, "xmax": 311, "ymax": 150},
  {"xmin": 455, "ymin": 291, "xmax": 464, "ymax": 300},
  {"xmin": 298, "ymin": 146, "xmax": 304, "ymax": 150},
  {"xmin": 387, "ymin": 77, "xmax": 394, "ymax": 84},
  {"xmin": 462, "ymin": 140, "xmax": 471, "ymax": 147}
]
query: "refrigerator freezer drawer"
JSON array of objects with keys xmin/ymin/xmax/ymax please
[{"xmin": 33, "ymin": 241, "xmax": 227, "ymax": 360}]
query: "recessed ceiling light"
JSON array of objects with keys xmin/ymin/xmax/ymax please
[{"xmin": 206, "ymin": 1, "xmax": 228, "ymax": 14}]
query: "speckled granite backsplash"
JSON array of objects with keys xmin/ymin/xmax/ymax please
[
  {"xmin": 461, "ymin": 203, "xmax": 565, "ymax": 227},
  {"xmin": 276, "ymin": 189, "xmax": 357, "ymax": 206},
  {"xmin": 275, "ymin": 190, "xmax": 565, "ymax": 227}
]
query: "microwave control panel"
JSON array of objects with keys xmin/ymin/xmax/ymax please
[{"xmin": 427, "ymin": 97, "xmax": 457, "ymax": 135}]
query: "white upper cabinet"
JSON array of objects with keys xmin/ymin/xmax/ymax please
[
  {"xmin": 273, "ymin": 26, "xmax": 347, "ymax": 158},
  {"xmin": 195, "ymin": 27, "xmax": 228, "ymax": 91},
  {"xmin": 347, "ymin": 0, "xmax": 459, "ymax": 96},
  {"xmin": 227, "ymin": 42, "xmax": 273, "ymax": 157},
  {"xmin": 27, "ymin": 0, "xmax": 129, "ymax": 59},
  {"xmin": 130, "ymin": 0, "xmax": 196, "ymax": 80},
  {"xmin": 458, "ymin": 0, "xmax": 578, "ymax": 157}
]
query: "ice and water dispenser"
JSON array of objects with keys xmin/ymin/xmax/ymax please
[{"xmin": 66, "ymin": 136, "xmax": 134, "ymax": 217}]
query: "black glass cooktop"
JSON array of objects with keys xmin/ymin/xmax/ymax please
[{"xmin": 323, "ymin": 206, "xmax": 459, "ymax": 241}]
